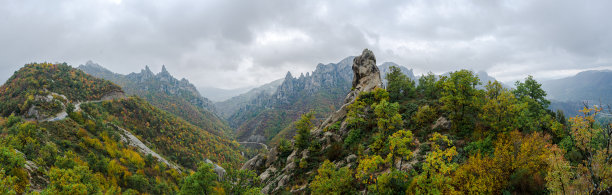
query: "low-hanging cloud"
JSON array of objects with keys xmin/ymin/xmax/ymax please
[{"xmin": 1, "ymin": 0, "xmax": 611, "ymax": 89}]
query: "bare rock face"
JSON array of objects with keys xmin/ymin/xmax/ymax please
[
  {"xmin": 351, "ymin": 48, "xmax": 382, "ymax": 93},
  {"xmin": 432, "ymin": 117, "xmax": 451, "ymax": 130}
]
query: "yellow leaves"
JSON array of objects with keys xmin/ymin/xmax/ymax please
[
  {"xmin": 82, "ymin": 136, "xmax": 104, "ymax": 151},
  {"xmin": 355, "ymin": 155, "xmax": 385, "ymax": 184},
  {"xmin": 120, "ymin": 149, "xmax": 145, "ymax": 169},
  {"xmin": 453, "ymin": 153, "xmax": 506, "ymax": 194},
  {"xmin": 101, "ymin": 132, "xmax": 119, "ymax": 158},
  {"xmin": 545, "ymin": 146, "xmax": 573, "ymax": 194},
  {"xmin": 456, "ymin": 131, "xmax": 552, "ymax": 193},
  {"xmin": 388, "ymin": 129, "xmax": 415, "ymax": 159}
]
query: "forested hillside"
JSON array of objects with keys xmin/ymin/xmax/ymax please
[
  {"xmin": 0, "ymin": 63, "xmax": 257, "ymax": 194},
  {"xmin": 244, "ymin": 49, "xmax": 612, "ymax": 194},
  {"xmin": 78, "ymin": 62, "xmax": 233, "ymax": 137}
]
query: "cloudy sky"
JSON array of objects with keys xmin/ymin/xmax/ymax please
[{"xmin": 1, "ymin": 0, "xmax": 611, "ymax": 89}]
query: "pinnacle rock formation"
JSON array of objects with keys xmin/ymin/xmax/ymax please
[
  {"xmin": 242, "ymin": 49, "xmax": 384, "ymax": 194},
  {"xmin": 351, "ymin": 48, "xmax": 382, "ymax": 93},
  {"xmin": 319, "ymin": 48, "xmax": 382, "ymax": 131}
]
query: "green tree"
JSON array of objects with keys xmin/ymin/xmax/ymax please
[
  {"xmin": 44, "ymin": 166, "xmax": 102, "ymax": 194},
  {"xmin": 479, "ymin": 81, "xmax": 525, "ymax": 134},
  {"xmin": 417, "ymin": 72, "xmax": 440, "ymax": 100},
  {"xmin": 513, "ymin": 75, "xmax": 550, "ymax": 109},
  {"xmin": 388, "ymin": 129, "xmax": 414, "ymax": 161},
  {"xmin": 438, "ymin": 70, "xmax": 481, "ymax": 135},
  {"xmin": 179, "ymin": 163, "xmax": 218, "ymax": 195},
  {"xmin": 386, "ymin": 66, "xmax": 416, "ymax": 102},
  {"xmin": 0, "ymin": 146, "xmax": 28, "ymax": 194},
  {"xmin": 409, "ymin": 133, "xmax": 458, "ymax": 194},
  {"xmin": 294, "ymin": 112, "xmax": 315, "ymax": 150},
  {"xmin": 220, "ymin": 164, "xmax": 261, "ymax": 195},
  {"xmin": 370, "ymin": 170, "xmax": 411, "ymax": 194},
  {"xmin": 373, "ymin": 100, "xmax": 403, "ymax": 134},
  {"xmin": 512, "ymin": 75, "xmax": 555, "ymax": 133},
  {"xmin": 414, "ymin": 105, "xmax": 438, "ymax": 134},
  {"xmin": 311, "ymin": 160, "xmax": 356, "ymax": 195},
  {"xmin": 0, "ymin": 169, "xmax": 18, "ymax": 195}
]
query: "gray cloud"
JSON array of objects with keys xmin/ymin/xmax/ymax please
[{"xmin": 1, "ymin": 0, "xmax": 611, "ymax": 89}]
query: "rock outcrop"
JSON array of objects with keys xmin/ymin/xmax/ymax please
[
  {"xmin": 319, "ymin": 49, "xmax": 383, "ymax": 132},
  {"xmin": 243, "ymin": 49, "xmax": 384, "ymax": 194},
  {"xmin": 351, "ymin": 48, "xmax": 382, "ymax": 93}
]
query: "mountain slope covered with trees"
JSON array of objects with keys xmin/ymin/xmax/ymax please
[
  {"xmin": 0, "ymin": 63, "xmax": 254, "ymax": 194},
  {"xmin": 243, "ymin": 49, "xmax": 611, "ymax": 194},
  {"xmin": 78, "ymin": 62, "xmax": 233, "ymax": 137}
]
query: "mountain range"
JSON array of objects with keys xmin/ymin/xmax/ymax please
[
  {"xmin": 220, "ymin": 56, "xmax": 416, "ymax": 145},
  {"xmin": 78, "ymin": 61, "xmax": 233, "ymax": 137}
]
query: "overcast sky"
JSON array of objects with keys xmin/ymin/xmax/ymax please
[{"xmin": 1, "ymin": 0, "xmax": 611, "ymax": 89}]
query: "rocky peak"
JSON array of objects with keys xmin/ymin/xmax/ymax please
[
  {"xmin": 85, "ymin": 60, "xmax": 101, "ymax": 68},
  {"xmin": 284, "ymin": 71, "xmax": 293, "ymax": 80},
  {"xmin": 157, "ymin": 65, "xmax": 173, "ymax": 82},
  {"xmin": 140, "ymin": 65, "xmax": 155, "ymax": 80},
  {"xmin": 144, "ymin": 65, "xmax": 153, "ymax": 74},
  {"xmin": 351, "ymin": 48, "xmax": 382, "ymax": 92}
]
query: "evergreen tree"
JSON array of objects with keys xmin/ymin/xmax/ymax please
[
  {"xmin": 294, "ymin": 112, "xmax": 315, "ymax": 150},
  {"xmin": 386, "ymin": 66, "xmax": 416, "ymax": 102}
]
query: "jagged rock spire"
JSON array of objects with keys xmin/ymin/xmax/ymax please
[
  {"xmin": 161, "ymin": 65, "xmax": 168, "ymax": 74},
  {"xmin": 143, "ymin": 65, "xmax": 153, "ymax": 74},
  {"xmin": 351, "ymin": 48, "xmax": 382, "ymax": 92},
  {"xmin": 284, "ymin": 71, "xmax": 293, "ymax": 80}
]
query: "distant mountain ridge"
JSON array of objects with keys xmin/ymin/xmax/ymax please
[
  {"xmin": 78, "ymin": 61, "xmax": 233, "ymax": 137},
  {"xmin": 226, "ymin": 56, "xmax": 417, "ymax": 144},
  {"xmin": 215, "ymin": 78, "xmax": 283, "ymax": 119},
  {"xmin": 199, "ymin": 86, "xmax": 254, "ymax": 102},
  {"xmin": 542, "ymin": 70, "xmax": 612, "ymax": 104}
]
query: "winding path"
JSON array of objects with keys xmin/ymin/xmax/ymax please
[
  {"xmin": 43, "ymin": 100, "xmax": 104, "ymax": 122},
  {"xmin": 238, "ymin": 142, "xmax": 269, "ymax": 151}
]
